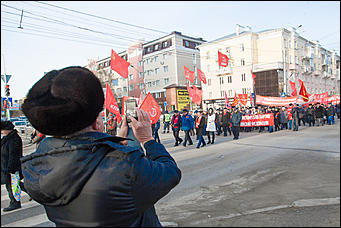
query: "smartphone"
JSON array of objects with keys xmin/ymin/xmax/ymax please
[{"xmin": 125, "ymin": 98, "xmax": 138, "ymax": 123}]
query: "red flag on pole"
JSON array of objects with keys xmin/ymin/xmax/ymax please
[
  {"xmin": 289, "ymin": 80, "xmax": 297, "ymax": 96},
  {"xmin": 110, "ymin": 49, "xmax": 130, "ymax": 79},
  {"xmin": 238, "ymin": 94, "xmax": 248, "ymax": 106},
  {"xmin": 139, "ymin": 93, "xmax": 161, "ymax": 124},
  {"xmin": 298, "ymin": 80, "xmax": 309, "ymax": 102},
  {"xmin": 197, "ymin": 68, "xmax": 207, "ymax": 84},
  {"xmin": 218, "ymin": 51, "xmax": 229, "ymax": 67},
  {"xmin": 251, "ymin": 69, "xmax": 256, "ymax": 84},
  {"xmin": 105, "ymin": 83, "xmax": 122, "ymax": 123},
  {"xmin": 232, "ymin": 92, "xmax": 239, "ymax": 106},
  {"xmin": 184, "ymin": 66, "xmax": 195, "ymax": 83},
  {"xmin": 298, "ymin": 79, "xmax": 303, "ymax": 87},
  {"xmin": 224, "ymin": 91, "xmax": 231, "ymax": 109},
  {"xmin": 191, "ymin": 85, "xmax": 202, "ymax": 105},
  {"xmin": 121, "ymin": 96, "xmax": 128, "ymax": 116}
]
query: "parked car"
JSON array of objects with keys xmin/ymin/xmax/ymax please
[{"xmin": 13, "ymin": 120, "xmax": 31, "ymax": 134}]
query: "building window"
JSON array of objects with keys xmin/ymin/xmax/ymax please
[
  {"xmin": 284, "ymin": 39, "xmax": 287, "ymax": 48},
  {"xmin": 155, "ymin": 68, "xmax": 159, "ymax": 75},
  {"xmin": 162, "ymin": 41, "xmax": 168, "ymax": 48},
  {"xmin": 290, "ymin": 56, "xmax": 292, "ymax": 64},
  {"xmin": 139, "ymin": 72, "xmax": 144, "ymax": 78},
  {"xmin": 184, "ymin": 40, "xmax": 189, "ymax": 47},
  {"xmin": 208, "ymin": 78, "xmax": 211, "ymax": 86},
  {"xmin": 228, "ymin": 89, "xmax": 232, "ymax": 97},
  {"xmin": 156, "ymin": 80, "xmax": 160, "ymax": 86},
  {"xmin": 147, "ymin": 82, "xmax": 152, "ymax": 87},
  {"xmin": 163, "ymin": 53, "xmax": 167, "ymax": 59},
  {"xmin": 241, "ymin": 59, "xmax": 245, "ymax": 66},
  {"xmin": 154, "ymin": 44, "xmax": 159, "ymax": 51},
  {"xmin": 164, "ymin": 78, "xmax": 169, "ymax": 84},
  {"xmin": 163, "ymin": 65, "xmax": 168, "ymax": 72},
  {"xmin": 128, "ymin": 74, "xmax": 133, "ymax": 80},
  {"xmin": 219, "ymin": 77, "xmax": 224, "ymax": 84},
  {"xmin": 209, "ymin": 92, "xmax": 212, "ymax": 98},
  {"xmin": 242, "ymin": 88, "xmax": 247, "ymax": 94},
  {"xmin": 295, "ymin": 56, "xmax": 298, "ymax": 64},
  {"xmin": 206, "ymin": 51, "xmax": 210, "ymax": 59},
  {"xmin": 227, "ymin": 76, "xmax": 232, "ymax": 83},
  {"xmin": 146, "ymin": 59, "xmax": 149, "ymax": 64},
  {"xmin": 154, "ymin": 55, "xmax": 158, "ymax": 62},
  {"xmin": 289, "ymin": 40, "xmax": 291, "ymax": 49},
  {"xmin": 147, "ymin": 47, "xmax": 152, "ymax": 53},
  {"xmin": 139, "ymin": 83, "xmax": 144, "ymax": 89},
  {"xmin": 240, "ymin": 43, "xmax": 244, "ymax": 51},
  {"xmin": 220, "ymin": 91, "xmax": 225, "ymax": 97},
  {"xmin": 207, "ymin": 64, "xmax": 210, "ymax": 72},
  {"xmin": 123, "ymin": 87, "xmax": 127, "ymax": 92},
  {"xmin": 294, "ymin": 41, "xmax": 297, "ymax": 49},
  {"xmin": 112, "ymin": 79, "xmax": 118, "ymax": 86},
  {"xmin": 241, "ymin": 73, "xmax": 246, "ymax": 81},
  {"xmin": 129, "ymin": 85, "xmax": 134, "ymax": 91},
  {"xmin": 138, "ymin": 61, "xmax": 143, "ymax": 67}
]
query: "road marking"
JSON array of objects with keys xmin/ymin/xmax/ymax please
[{"xmin": 2, "ymin": 214, "xmax": 49, "ymax": 227}]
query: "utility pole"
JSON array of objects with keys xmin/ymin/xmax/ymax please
[{"xmin": 283, "ymin": 40, "xmax": 287, "ymax": 96}]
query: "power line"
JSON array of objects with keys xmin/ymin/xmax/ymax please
[
  {"xmin": 20, "ymin": 1, "xmax": 159, "ymax": 38},
  {"xmin": 34, "ymin": 1, "xmax": 169, "ymax": 35}
]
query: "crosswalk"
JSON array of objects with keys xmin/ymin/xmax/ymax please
[{"xmin": 1, "ymin": 184, "xmax": 55, "ymax": 227}]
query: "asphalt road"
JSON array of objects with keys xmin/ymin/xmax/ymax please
[
  {"xmin": 155, "ymin": 121, "xmax": 340, "ymax": 227},
  {"xmin": 11, "ymin": 120, "xmax": 340, "ymax": 227}
]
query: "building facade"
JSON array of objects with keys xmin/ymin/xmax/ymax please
[
  {"xmin": 198, "ymin": 24, "xmax": 340, "ymax": 109},
  {"xmin": 87, "ymin": 31, "xmax": 205, "ymax": 112}
]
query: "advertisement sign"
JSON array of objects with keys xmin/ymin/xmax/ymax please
[
  {"xmin": 240, "ymin": 113, "xmax": 274, "ymax": 127},
  {"xmin": 177, "ymin": 89, "xmax": 190, "ymax": 111}
]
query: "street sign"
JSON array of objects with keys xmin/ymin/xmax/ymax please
[
  {"xmin": 2, "ymin": 97, "xmax": 13, "ymax": 109},
  {"xmin": 281, "ymin": 92, "xmax": 286, "ymax": 97},
  {"xmin": 1, "ymin": 74, "xmax": 12, "ymax": 83}
]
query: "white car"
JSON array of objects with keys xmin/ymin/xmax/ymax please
[{"xmin": 13, "ymin": 121, "xmax": 31, "ymax": 134}]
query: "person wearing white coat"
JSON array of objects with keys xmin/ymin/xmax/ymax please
[{"xmin": 206, "ymin": 108, "xmax": 216, "ymax": 144}]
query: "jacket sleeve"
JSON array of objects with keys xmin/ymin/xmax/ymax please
[
  {"xmin": 7, "ymin": 135, "xmax": 23, "ymax": 173},
  {"xmin": 130, "ymin": 140, "xmax": 181, "ymax": 213}
]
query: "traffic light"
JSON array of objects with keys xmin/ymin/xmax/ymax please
[{"xmin": 5, "ymin": 84, "xmax": 10, "ymax": 96}]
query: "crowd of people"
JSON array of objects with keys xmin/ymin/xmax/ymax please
[{"xmin": 105, "ymin": 102, "xmax": 340, "ymax": 150}]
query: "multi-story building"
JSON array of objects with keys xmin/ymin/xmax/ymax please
[
  {"xmin": 87, "ymin": 31, "xmax": 205, "ymax": 112},
  {"xmin": 198, "ymin": 24, "xmax": 340, "ymax": 109}
]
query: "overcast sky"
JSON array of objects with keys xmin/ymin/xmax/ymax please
[{"xmin": 1, "ymin": 1, "xmax": 340, "ymax": 100}]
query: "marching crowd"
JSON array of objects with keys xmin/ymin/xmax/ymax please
[{"xmin": 104, "ymin": 102, "xmax": 340, "ymax": 149}]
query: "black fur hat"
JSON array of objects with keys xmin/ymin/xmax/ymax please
[
  {"xmin": 1, "ymin": 121, "xmax": 14, "ymax": 130},
  {"xmin": 22, "ymin": 66, "xmax": 104, "ymax": 136}
]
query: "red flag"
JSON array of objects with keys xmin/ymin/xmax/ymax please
[
  {"xmin": 105, "ymin": 83, "xmax": 122, "ymax": 123},
  {"xmin": 224, "ymin": 91, "xmax": 231, "ymax": 109},
  {"xmin": 238, "ymin": 94, "xmax": 248, "ymax": 106},
  {"xmin": 298, "ymin": 79, "xmax": 303, "ymax": 87},
  {"xmin": 139, "ymin": 93, "xmax": 161, "ymax": 124},
  {"xmin": 184, "ymin": 66, "xmax": 195, "ymax": 83},
  {"xmin": 110, "ymin": 49, "xmax": 130, "ymax": 79},
  {"xmin": 298, "ymin": 80, "xmax": 309, "ymax": 102},
  {"xmin": 289, "ymin": 80, "xmax": 297, "ymax": 96},
  {"xmin": 218, "ymin": 51, "xmax": 229, "ymax": 67},
  {"xmin": 197, "ymin": 68, "xmax": 207, "ymax": 84},
  {"xmin": 251, "ymin": 69, "xmax": 256, "ymax": 84},
  {"xmin": 232, "ymin": 92, "xmax": 239, "ymax": 106},
  {"xmin": 191, "ymin": 85, "xmax": 202, "ymax": 105}
]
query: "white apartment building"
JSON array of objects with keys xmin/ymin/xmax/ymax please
[{"xmin": 198, "ymin": 24, "xmax": 340, "ymax": 109}]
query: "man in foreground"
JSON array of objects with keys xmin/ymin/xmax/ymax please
[{"xmin": 20, "ymin": 66, "xmax": 181, "ymax": 227}]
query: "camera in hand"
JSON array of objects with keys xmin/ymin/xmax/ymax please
[{"xmin": 125, "ymin": 98, "xmax": 138, "ymax": 123}]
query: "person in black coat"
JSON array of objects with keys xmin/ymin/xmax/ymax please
[
  {"xmin": 20, "ymin": 66, "xmax": 181, "ymax": 227},
  {"xmin": 1, "ymin": 121, "xmax": 25, "ymax": 212},
  {"xmin": 221, "ymin": 108, "xmax": 231, "ymax": 136},
  {"xmin": 195, "ymin": 110, "xmax": 206, "ymax": 148}
]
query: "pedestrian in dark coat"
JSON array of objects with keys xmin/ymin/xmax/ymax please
[
  {"xmin": 171, "ymin": 110, "xmax": 183, "ymax": 146},
  {"xmin": 279, "ymin": 107, "xmax": 288, "ymax": 130},
  {"xmin": 20, "ymin": 66, "xmax": 181, "ymax": 227},
  {"xmin": 1, "ymin": 121, "xmax": 25, "ymax": 212},
  {"xmin": 291, "ymin": 104, "xmax": 300, "ymax": 131},
  {"xmin": 195, "ymin": 111, "xmax": 206, "ymax": 148},
  {"xmin": 314, "ymin": 103, "xmax": 325, "ymax": 126},
  {"xmin": 221, "ymin": 108, "xmax": 231, "ymax": 136},
  {"xmin": 230, "ymin": 108, "xmax": 242, "ymax": 140},
  {"xmin": 306, "ymin": 104, "xmax": 315, "ymax": 127}
]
